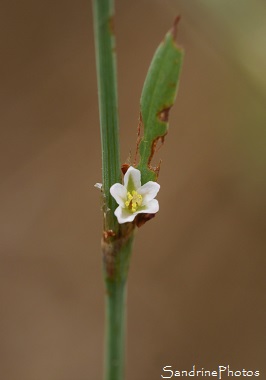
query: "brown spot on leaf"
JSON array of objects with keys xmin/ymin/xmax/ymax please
[{"xmin": 158, "ymin": 106, "xmax": 172, "ymax": 122}]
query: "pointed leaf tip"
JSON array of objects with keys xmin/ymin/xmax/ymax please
[{"xmin": 171, "ymin": 15, "xmax": 181, "ymax": 41}]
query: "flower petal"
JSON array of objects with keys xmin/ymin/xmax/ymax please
[
  {"xmin": 110, "ymin": 183, "xmax": 127, "ymax": 207},
  {"xmin": 137, "ymin": 181, "xmax": 160, "ymax": 205},
  {"xmin": 124, "ymin": 166, "xmax": 141, "ymax": 192},
  {"xmin": 142, "ymin": 199, "xmax": 159, "ymax": 214},
  {"xmin": 114, "ymin": 206, "xmax": 136, "ymax": 224}
]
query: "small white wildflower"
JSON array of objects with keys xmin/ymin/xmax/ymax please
[{"xmin": 110, "ymin": 166, "xmax": 160, "ymax": 224}]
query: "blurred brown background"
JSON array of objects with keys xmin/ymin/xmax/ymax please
[{"xmin": 1, "ymin": 1, "xmax": 265, "ymax": 379}]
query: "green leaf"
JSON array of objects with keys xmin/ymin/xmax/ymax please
[{"xmin": 136, "ymin": 19, "xmax": 184, "ymax": 183}]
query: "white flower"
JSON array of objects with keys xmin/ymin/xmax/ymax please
[{"xmin": 110, "ymin": 166, "xmax": 160, "ymax": 224}]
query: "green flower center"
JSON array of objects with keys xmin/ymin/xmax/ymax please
[{"xmin": 125, "ymin": 190, "xmax": 143, "ymax": 213}]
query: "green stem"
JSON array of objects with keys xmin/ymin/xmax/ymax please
[
  {"xmin": 93, "ymin": 0, "xmax": 121, "ymax": 233},
  {"xmin": 104, "ymin": 282, "xmax": 126, "ymax": 380},
  {"xmin": 93, "ymin": 1, "xmax": 135, "ymax": 379},
  {"xmin": 102, "ymin": 231, "xmax": 134, "ymax": 380}
]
